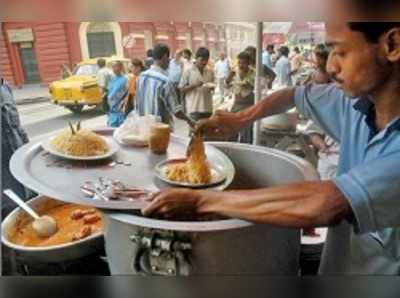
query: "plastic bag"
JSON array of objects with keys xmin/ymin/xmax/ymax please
[{"xmin": 114, "ymin": 112, "xmax": 160, "ymax": 147}]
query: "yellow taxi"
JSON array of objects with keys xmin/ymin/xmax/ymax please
[{"xmin": 49, "ymin": 56, "xmax": 130, "ymax": 113}]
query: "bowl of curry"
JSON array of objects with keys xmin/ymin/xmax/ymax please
[{"xmin": 2, "ymin": 195, "xmax": 104, "ymax": 263}]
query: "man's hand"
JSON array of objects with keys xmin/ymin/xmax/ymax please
[
  {"xmin": 193, "ymin": 81, "xmax": 204, "ymax": 88},
  {"xmin": 142, "ymin": 188, "xmax": 208, "ymax": 218},
  {"xmin": 309, "ymin": 134, "xmax": 329, "ymax": 153},
  {"xmin": 196, "ymin": 110, "xmax": 244, "ymax": 137}
]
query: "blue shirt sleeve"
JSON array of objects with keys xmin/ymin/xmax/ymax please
[
  {"xmin": 162, "ymin": 81, "xmax": 183, "ymax": 114},
  {"xmin": 333, "ymin": 151, "xmax": 400, "ymax": 234},
  {"xmin": 294, "ymin": 83, "xmax": 349, "ymax": 142}
]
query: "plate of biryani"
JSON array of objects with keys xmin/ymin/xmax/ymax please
[
  {"xmin": 154, "ymin": 134, "xmax": 227, "ymax": 188},
  {"xmin": 41, "ymin": 122, "xmax": 119, "ymax": 160}
]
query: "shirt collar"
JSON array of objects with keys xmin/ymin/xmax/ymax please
[
  {"xmin": 353, "ymin": 96, "xmax": 400, "ymax": 139},
  {"xmin": 151, "ymin": 64, "xmax": 169, "ymax": 76}
]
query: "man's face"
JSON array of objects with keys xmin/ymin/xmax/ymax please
[
  {"xmin": 160, "ymin": 54, "xmax": 170, "ymax": 70},
  {"xmin": 219, "ymin": 53, "xmax": 225, "ymax": 60},
  {"xmin": 325, "ymin": 23, "xmax": 392, "ymax": 98},
  {"xmin": 238, "ymin": 58, "xmax": 249, "ymax": 72},
  {"xmin": 112, "ymin": 63, "xmax": 123, "ymax": 75},
  {"xmin": 196, "ymin": 56, "xmax": 209, "ymax": 70}
]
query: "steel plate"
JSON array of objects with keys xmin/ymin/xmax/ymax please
[
  {"xmin": 154, "ymin": 158, "xmax": 227, "ymax": 188},
  {"xmin": 10, "ymin": 128, "xmax": 235, "ymax": 210}
]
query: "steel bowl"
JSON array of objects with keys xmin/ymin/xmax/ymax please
[{"xmin": 1, "ymin": 195, "xmax": 104, "ymax": 263}]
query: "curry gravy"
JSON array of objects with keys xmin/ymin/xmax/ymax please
[{"xmin": 8, "ymin": 204, "xmax": 103, "ymax": 247}]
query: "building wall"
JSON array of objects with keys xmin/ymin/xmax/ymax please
[
  {"xmin": 0, "ymin": 25, "xmax": 16, "ymax": 85},
  {"xmin": 33, "ymin": 22, "xmax": 71, "ymax": 85},
  {"xmin": 2, "ymin": 22, "xmax": 255, "ymax": 86}
]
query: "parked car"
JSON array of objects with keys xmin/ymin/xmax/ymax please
[{"xmin": 49, "ymin": 56, "xmax": 130, "ymax": 114}]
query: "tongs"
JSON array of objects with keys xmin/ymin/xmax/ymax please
[
  {"xmin": 186, "ymin": 130, "xmax": 203, "ymax": 158},
  {"xmin": 81, "ymin": 177, "xmax": 154, "ymax": 204}
]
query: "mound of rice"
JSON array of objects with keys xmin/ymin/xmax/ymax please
[{"xmin": 50, "ymin": 129, "xmax": 109, "ymax": 156}]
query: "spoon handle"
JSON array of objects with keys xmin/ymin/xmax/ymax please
[{"xmin": 3, "ymin": 189, "xmax": 40, "ymax": 220}]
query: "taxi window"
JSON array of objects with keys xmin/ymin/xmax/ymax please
[{"xmin": 74, "ymin": 64, "xmax": 99, "ymax": 76}]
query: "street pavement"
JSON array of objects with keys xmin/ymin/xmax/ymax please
[
  {"xmin": 17, "ymin": 87, "xmax": 231, "ymax": 140},
  {"xmin": 17, "ymin": 99, "xmax": 191, "ymax": 141}
]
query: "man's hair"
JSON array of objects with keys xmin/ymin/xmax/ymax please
[
  {"xmin": 131, "ymin": 58, "xmax": 145, "ymax": 70},
  {"xmin": 294, "ymin": 47, "xmax": 300, "ymax": 53},
  {"xmin": 237, "ymin": 51, "xmax": 251, "ymax": 63},
  {"xmin": 279, "ymin": 46, "xmax": 290, "ymax": 57},
  {"xmin": 349, "ymin": 0, "xmax": 400, "ymax": 18},
  {"xmin": 153, "ymin": 44, "xmax": 170, "ymax": 60},
  {"xmin": 314, "ymin": 44, "xmax": 329, "ymax": 61},
  {"xmin": 195, "ymin": 47, "xmax": 210, "ymax": 59},
  {"xmin": 146, "ymin": 49, "xmax": 153, "ymax": 58},
  {"xmin": 266, "ymin": 44, "xmax": 274, "ymax": 51},
  {"xmin": 244, "ymin": 46, "xmax": 256, "ymax": 65},
  {"xmin": 112, "ymin": 61, "xmax": 123, "ymax": 67},
  {"xmin": 182, "ymin": 48, "xmax": 192, "ymax": 59},
  {"xmin": 348, "ymin": 22, "xmax": 400, "ymax": 43},
  {"xmin": 97, "ymin": 58, "xmax": 106, "ymax": 68}
]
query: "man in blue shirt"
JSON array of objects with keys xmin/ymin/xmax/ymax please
[
  {"xmin": 135, "ymin": 44, "xmax": 195, "ymax": 128},
  {"xmin": 143, "ymin": 21, "xmax": 400, "ymax": 274},
  {"xmin": 262, "ymin": 44, "xmax": 274, "ymax": 69}
]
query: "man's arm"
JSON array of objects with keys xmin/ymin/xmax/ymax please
[
  {"xmin": 174, "ymin": 110, "xmax": 196, "ymax": 128},
  {"xmin": 197, "ymin": 88, "xmax": 295, "ymax": 136},
  {"xmin": 142, "ymin": 181, "xmax": 351, "ymax": 228},
  {"xmin": 180, "ymin": 81, "xmax": 203, "ymax": 94}
]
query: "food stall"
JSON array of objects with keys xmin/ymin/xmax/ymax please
[{"xmin": 2, "ymin": 119, "xmax": 318, "ymax": 275}]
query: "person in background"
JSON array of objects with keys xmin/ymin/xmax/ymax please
[
  {"xmin": 1, "ymin": 77, "xmax": 33, "ymax": 274},
  {"xmin": 60, "ymin": 64, "xmax": 72, "ymax": 79},
  {"xmin": 96, "ymin": 58, "xmax": 113, "ymax": 113},
  {"xmin": 106, "ymin": 61, "xmax": 128, "ymax": 127},
  {"xmin": 274, "ymin": 46, "xmax": 293, "ymax": 89},
  {"xmin": 1, "ymin": 78, "xmax": 31, "ymax": 217},
  {"xmin": 135, "ymin": 43, "xmax": 195, "ymax": 128},
  {"xmin": 262, "ymin": 44, "xmax": 275, "ymax": 69},
  {"xmin": 179, "ymin": 47, "xmax": 215, "ymax": 124},
  {"xmin": 214, "ymin": 52, "xmax": 231, "ymax": 103},
  {"xmin": 225, "ymin": 51, "xmax": 255, "ymax": 144},
  {"xmin": 182, "ymin": 48, "xmax": 193, "ymax": 73},
  {"xmin": 123, "ymin": 58, "xmax": 145, "ymax": 116},
  {"xmin": 168, "ymin": 49, "xmax": 184, "ymax": 103},
  {"xmin": 144, "ymin": 49, "xmax": 154, "ymax": 69},
  {"xmin": 245, "ymin": 45, "xmax": 276, "ymax": 92},
  {"xmin": 290, "ymin": 47, "xmax": 303, "ymax": 85},
  {"xmin": 304, "ymin": 44, "xmax": 332, "ymax": 85}
]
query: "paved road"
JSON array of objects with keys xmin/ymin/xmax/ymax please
[
  {"xmin": 17, "ymin": 100, "xmax": 107, "ymax": 139},
  {"xmin": 17, "ymin": 99, "xmax": 189, "ymax": 139}
]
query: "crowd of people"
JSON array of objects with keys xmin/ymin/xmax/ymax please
[{"xmin": 99, "ymin": 42, "xmax": 322, "ymax": 144}]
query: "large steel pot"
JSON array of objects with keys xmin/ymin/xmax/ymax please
[
  {"xmin": 103, "ymin": 142, "xmax": 318, "ymax": 276},
  {"xmin": 2, "ymin": 196, "xmax": 104, "ymax": 263}
]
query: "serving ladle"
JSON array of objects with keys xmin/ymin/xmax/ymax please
[{"xmin": 3, "ymin": 189, "xmax": 58, "ymax": 237}]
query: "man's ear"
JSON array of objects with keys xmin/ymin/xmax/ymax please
[{"xmin": 383, "ymin": 28, "xmax": 400, "ymax": 63}]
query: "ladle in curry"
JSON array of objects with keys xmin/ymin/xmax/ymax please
[{"xmin": 3, "ymin": 189, "xmax": 58, "ymax": 237}]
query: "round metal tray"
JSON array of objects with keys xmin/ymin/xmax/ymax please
[{"xmin": 10, "ymin": 128, "xmax": 235, "ymax": 210}]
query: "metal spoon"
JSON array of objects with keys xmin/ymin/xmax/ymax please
[{"xmin": 3, "ymin": 189, "xmax": 58, "ymax": 238}]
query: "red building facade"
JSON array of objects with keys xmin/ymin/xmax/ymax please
[{"xmin": 0, "ymin": 22, "xmax": 227, "ymax": 87}]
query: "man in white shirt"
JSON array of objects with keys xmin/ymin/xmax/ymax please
[
  {"xmin": 179, "ymin": 47, "xmax": 215, "ymax": 122},
  {"xmin": 96, "ymin": 58, "xmax": 113, "ymax": 94},
  {"xmin": 274, "ymin": 46, "xmax": 293, "ymax": 89},
  {"xmin": 214, "ymin": 52, "xmax": 231, "ymax": 103},
  {"xmin": 290, "ymin": 47, "xmax": 303, "ymax": 85}
]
